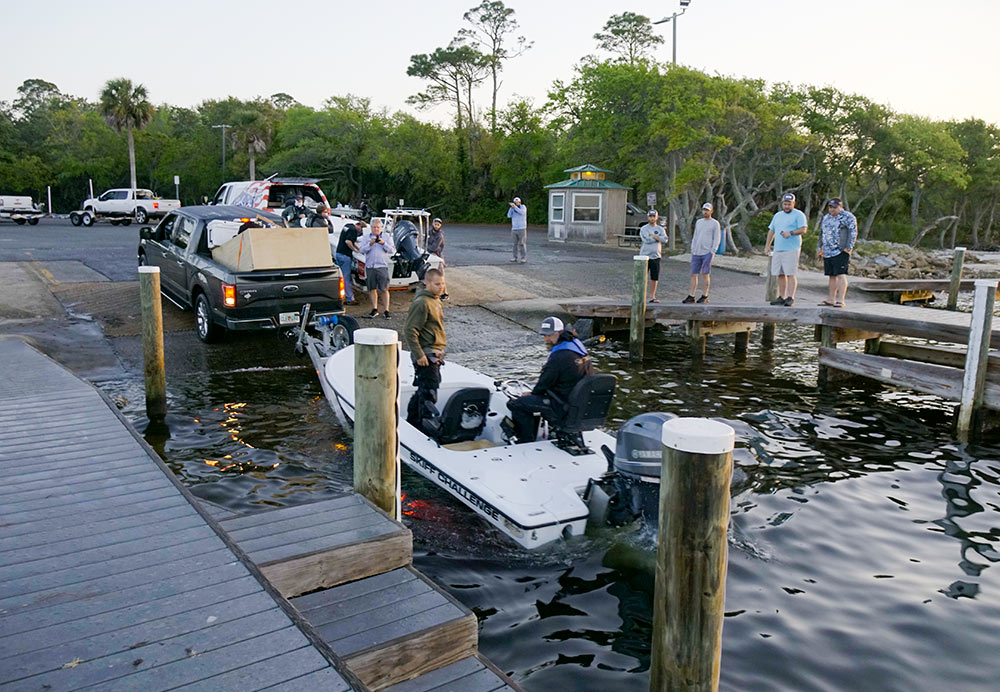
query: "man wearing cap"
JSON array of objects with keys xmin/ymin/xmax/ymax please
[
  {"xmin": 818, "ymin": 198, "xmax": 858, "ymax": 307},
  {"xmin": 684, "ymin": 202, "xmax": 722, "ymax": 303},
  {"xmin": 404, "ymin": 267, "xmax": 447, "ymax": 432},
  {"xmin": 427, "ymin": 217, "xmax": 445, "ymax": 261},
  {"xmin": 639, "ymin": 210, "xmax": 669, "ymax": 303},
  {"xmin": 508, "ymin": 197, "xmax": 527, "ymax": 263},
  {"xmin": 507, "ymin": 317, "xmax": 594, "ymax": 444},
  {"xmin": 764, "ymin": 193, "xmax": 807, "ymax": 306}
]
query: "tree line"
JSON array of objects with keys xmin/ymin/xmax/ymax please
[{"xmin": 1, "ymin": 5, "xmax": 998, "ymax": 250}]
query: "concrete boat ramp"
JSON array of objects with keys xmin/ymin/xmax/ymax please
[{"xmin": 0, "ymin": 338, "xmax": 520, "ymax": 692}]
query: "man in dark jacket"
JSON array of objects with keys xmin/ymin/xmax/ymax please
[
  {"xmin": 427, "ymin": 217, "xmax": 445, "ymax": 260},
  {"xmin": 508, "ymin": 316, "xmax": 594, "ymax": 444},
  {"xmin": 282, "ymin": 194, "xmax": 308, "ymax": 226},
  {"xmin": 404, "ymin": 268, "xmax": 447, "ymax": 432},
  {"xmin": 307, "ymin": 204, "xmax": 331, "ymax": 229}
]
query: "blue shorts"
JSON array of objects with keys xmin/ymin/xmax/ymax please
[{"xmin": 690, "ymin": 253, "xmax": 713, "ymax": 274}]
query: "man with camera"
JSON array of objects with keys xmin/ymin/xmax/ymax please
[{"xmin": 358, "ymin": 218, "xmax": 395, "ymax": 318}]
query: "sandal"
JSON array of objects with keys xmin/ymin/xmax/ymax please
[
  {"xmin": 819, "ymin": 300, "xmax": 835, "ymax": 306},
  {"xmin": 832, "ymin": 302, "xmax": 845, "ymax": 308},
  {"xmin": 649, "ymin": 298, "xmax": 660, "ymax": 303}
]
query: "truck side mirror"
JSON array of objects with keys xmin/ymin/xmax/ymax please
[{"xmin": 139, "ymin": 227, "xmax": 152, "ymax": 240}]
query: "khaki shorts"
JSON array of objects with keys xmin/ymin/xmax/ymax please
[{"xmin": 771, "ymin": 249, "xmax": 800, "ymax": 276}]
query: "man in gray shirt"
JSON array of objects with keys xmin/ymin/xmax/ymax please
[
  {"xmin": 684, "ymin": 202, "xmax": 722, "ymax": 303},
  {"xmin": 639, "ymin": 209, "xmax": 670, "ymax": 303}
]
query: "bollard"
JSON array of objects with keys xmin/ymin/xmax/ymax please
[
  {"xmin": 947, "ymin": 247, "xmax": 966, "ymax": 311},
  {"xmin": 651, "ymin": 418, "xmax": 735, "ymax": 692},
  {"xmin": 353, "ymin": 328, "xmax": 401, "ymax": 519},
  {"xmin": 631, "ymin": 255, "xmax": 649, "ymax": 362},
  {"xmin": 138, "ymin": 266, "xmax": 166, "ymax": 420},
  {"xmin": 957, "ymin": 279, "xmax": 997, "ymax": 437}
]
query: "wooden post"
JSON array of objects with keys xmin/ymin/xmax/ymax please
[
  {"xmin": 947, "ymin": 247, "xmax": 966, "ymax": 311},
  {"xmin": 734, "ymin": 330, "xmax": 750, "ymax": 354},
  {"xmin": 651, "ymin": 418, "xmax": 735, "ymax": 692},
  {"xmin": 957, "ymin": 279, "xmax": 997, "ymax": 437},
  {"xmin": 864, "ymin": 336, "xmax": 881, "ymax": 354},
  {"xmin": 631, "ymin": 255, "xmax": 649, "ymax": 362},
  {"xmin": 353, "ymin": 328, "xmax": 401, "ymax": 520},
  {"xmin": 138, "ymin": 266, "xmax": 166, "ymax": 420},
  {"xmin": 817, "ymin": 325, "xmax": 836, "ymax": 386},
  {"xmin": 762, "ymin": 255, "xmax": 778, "ymax": 346}
]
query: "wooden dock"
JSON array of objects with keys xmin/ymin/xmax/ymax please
[
  {"xmin": 0, "ymin": 338, "xmax": 359, "ymax": 691},
  {"xmin": 0, "ymin": 337, "xmax": 522, "ymax": 692}
]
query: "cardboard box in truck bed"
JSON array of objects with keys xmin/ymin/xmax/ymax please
[{"xmin": 211, "ymin": 226, "xmax": 333, "ymax": 272}]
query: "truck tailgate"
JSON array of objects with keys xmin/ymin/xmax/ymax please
[{"xmin": 235, "ymin": 267, "xmax": 342, "ymax": 306}]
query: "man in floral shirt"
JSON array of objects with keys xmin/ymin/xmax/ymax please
[{"xmin": 818, "ymin": 198, "xmax": 858, "ymax": 307}]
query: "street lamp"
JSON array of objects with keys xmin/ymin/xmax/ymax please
[
  {"xmin": 212, "ymin": 124, "xmax": 231, "ymax": 180},
  {"xmin": 654, "ymin": 0, "xmax": 691, "ymax": 65}
]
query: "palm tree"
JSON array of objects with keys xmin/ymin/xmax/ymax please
[
  {"xmin": 99, "ymin": 78, "xmax": 154, "ymax": 191},
  {"xmin": 231, "ymin": 109, "xmax": 273, "ymax": 181}
]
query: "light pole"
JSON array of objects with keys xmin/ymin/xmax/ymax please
[
  {"xmin": 212, "ymin": 124, "xmax": 231, "ymax": 180},
  {"xmin": 654, "ymin": 0, "xmax": 691, "ymax": 65}
]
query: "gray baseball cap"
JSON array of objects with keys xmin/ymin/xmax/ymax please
[
  {"xmin": 782, "ymin": 193, "xmax": 795, "ymax": 202},
  {"xmin": 539, "ymin": 316, "xmax": 564, "ymax": 335}
]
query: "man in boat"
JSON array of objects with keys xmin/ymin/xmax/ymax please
[
  {"xmin": 508, "ymin": 317, "xmax": 594, "ymax": 444},
  {"xmin": 403, "ymin": 268, "xmax": 447, "ymax": 432}
]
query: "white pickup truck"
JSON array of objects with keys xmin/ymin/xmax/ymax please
[
  {"xmin": 0, "ymin": 196, "xmax": 45, "ymax": 225},
  {"xmin": 73, "ymin": 188, "xmax": 181, "ymax": 226}
]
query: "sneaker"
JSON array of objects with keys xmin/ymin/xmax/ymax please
[
  {"xmin": 769, "ymin": 297, "xmax": 786, "ymax": 306},
  {"xmin": 366, "ymin": 308, "xmax": 377, "ymax": 318},
  {"xmin": 783, "ymin": 296, "xmax": 795, "ymax": 307},
  {"xmin": 345, "ymin": 299, "xmax": 359, "ymax": 306},
  {"xmin": 697, "ymin": 295, "xmax": 709, "ymax": 304},
  {"xmin": 383, "ymin": 311, "xmax": 391, "ymax": 319},
  {"xmin": 682, "ymin": 295, "xmax": 695, "ymax": 304}
]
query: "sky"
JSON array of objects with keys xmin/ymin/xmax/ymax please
[{"xmin": 2, "ymin": 0, "xmax": 999, "ymax": 126}]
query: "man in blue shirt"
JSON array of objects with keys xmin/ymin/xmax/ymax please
[
  {"xmin": 764, "ymin": 192, "xmax": 808, "ymax": 306},
  {"xmin": 818, "ymin": 198, "xmax": 858, "ymax": 307},
  {"xmin": 507, "ymin": 197, "xmax": 527, "ymax": 263}
]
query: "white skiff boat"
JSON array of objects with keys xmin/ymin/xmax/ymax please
[{"xmin": 310, "ymin": 340, "xmax": 617, "ymax": 549}]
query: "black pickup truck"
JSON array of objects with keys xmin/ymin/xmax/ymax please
[{"xmin": 137, "ymin": 205, "xmax": 345, "ymax": 342}]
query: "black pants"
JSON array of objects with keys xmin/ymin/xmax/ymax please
[
  {"xmin": 407, "ymin": 359, "xmax": 441, "ymax": 432},
  {"xmin": 508, "ymin": 394, "xmax": 557, "ymax": 443}
]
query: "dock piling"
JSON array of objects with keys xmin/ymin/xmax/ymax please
[
  {"xmin": 138, "ymin": 266, "xmax": 166, "ymax": 420},
  {"xmin": 817, "ymin": 325, "xmax": 836, "ymax": 386},
  {"xmin": 763, "ymin": 256, "xmax": 778, "ymax": 346},
  {"xmin": 631, "ymin": 255, "xmax": 649, "ymax": 361},
  {"xmin": 353, "ymin": 328, "xmax": 401, "ymax": 519},
  {"xmin": 651, "ymin": 418, "xmax": 735, "ymax": 692},
  {"xmin": 947, "ymin": 247, "xmax": 966, "ymax": 311},
  {"xmin": 957, "ymin": 279, "xmax": 997, "ymax": 437}
]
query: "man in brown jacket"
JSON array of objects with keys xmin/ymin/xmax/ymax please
[{"xmin": 403, "ymin": 268, "xmax": 447, "ymax": 430}]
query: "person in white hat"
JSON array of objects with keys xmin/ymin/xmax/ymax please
[
  {"xmin": 507, "ymin": 197, "xmax": 527, "ymax": 263},
  {"xmin": 506, "ymin": 316, "xmax": 593, "ymax": 444},
  {"xmin": 683, "ymin": 202, "xmax": 722, "ymax": 304}
]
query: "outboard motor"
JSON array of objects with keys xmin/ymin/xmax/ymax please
[
  {"xmin": 392, "ymin": 219, "xmax": 429, "ymax": 280},
  {"xmin": 612, "ymin": 412, "xmax": 677, "ymax": 526}
]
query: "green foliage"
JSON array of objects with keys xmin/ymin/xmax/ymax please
[{"xmin": 593, "ymin": 12, "xmax": 664, "ymax": 65}]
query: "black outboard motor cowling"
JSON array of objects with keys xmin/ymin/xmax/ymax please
[
  {"xmin": 391, "ymin": 219, "xmax": 429, "ymax": 280},
  {"xmin": 612, "ymin": 412, "xmax": 676, "ymax": 526}
]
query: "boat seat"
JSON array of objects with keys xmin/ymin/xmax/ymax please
[
  {"xmin": 426, "ymin": 387, "xmax": 491, "ymax": 445},
  {"xmin": 443, "ymin": 439, "xmax": 497, "ymax": 451},
  {"xmin": 543, "ymin": 374, "xmax": 617, "ymax": 455}
]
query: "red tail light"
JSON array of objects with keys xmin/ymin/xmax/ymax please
[
  {"xmin": 222, "ymin": 283, "xmax": 236, "ymax": 307},
  {"xmin": 339, "ymin": 276, "xmax": 345, "ymax": 301}
]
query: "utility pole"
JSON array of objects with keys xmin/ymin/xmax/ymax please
[
  {"xmin": 654, "ymin": 0, "xmax": 692, "ymax": 64},
  {"xmin": 212, "ymin": 124, "xmax": 231, "ymax": 180}
]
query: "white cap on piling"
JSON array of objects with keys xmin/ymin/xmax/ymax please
[
  {"xmin": 353, "ymin": 328, "xmax": 398, "ymax": 345},
  {"xmin": 633, "ymin": 255, "xmax": 648, "ymax": 261},
  {"xmin": 974, "ymin": 278, "xmax": 998, "ymax": 288},
  {"xmin": 661, "ymin": 417, "xmax": 735, "ymax": 455},
  {"xmin": 138, "ymin": 266, "xmax": 160, "ymax": 273}
]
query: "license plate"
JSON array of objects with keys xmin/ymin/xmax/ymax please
[{"xmin": 279, "ymin": 311, "xmax": 299, "ymax": 325}]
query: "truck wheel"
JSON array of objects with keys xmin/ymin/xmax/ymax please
[
  {"xmin": 109, "ymin": 219, "xmax": 121, "ymax": 226},
  {"xmin": 134, "ymin": 208, "xmax": 148, "ymax": 224},
  {"xmin": 120, "ymin": 218, "xmax": 131, "ymax": 226},
  {"xmin": 195, "ymin": 293, "xmax": 222, "ymax": 343},
  {"xmin": 331, "ymin": 315, "xmax": 360, "ymax": 350},
  {"xmin": 137, "ymin": 251, "xmax": 147, "ymax": 267},
  {"xmin": 81, "ymin": 212, "xmax": 94, "ymax": 227},
  {"xmin": 27, "ymin": 218, "xmax": 38, "ymax": 226},
  {"xmin": 70, "ymin": 212, "xmax": 82, "ymax": 226},
  {"xmin": 14, "ymin": 218, "xmax": 25, "ymax": 225}
]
